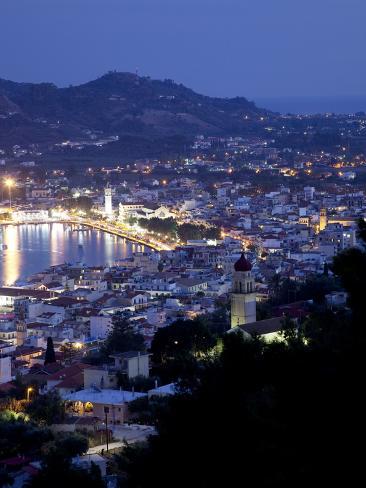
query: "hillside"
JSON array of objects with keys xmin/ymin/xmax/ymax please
[{"xmin": 0, "ymin": 72, "xmax": 269, "ymax": 153}]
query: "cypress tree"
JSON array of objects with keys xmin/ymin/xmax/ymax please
[{"xmin": 44, "ymin": 337, "xmax": 56, "ymax": 365}]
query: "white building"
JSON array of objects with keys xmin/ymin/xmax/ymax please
[
  {"xmin": 90, "ymin": 315, "xmax": 113, "ymax": 339},
  {"xmin": 0, "ymin": 355, "xmax": 12, "ymax": 384},
  {"xmin": 12, "ymin": 210, "xmax": 49, "ymax": 223},
  {"xmin": 231, "ymin": 254, "xmax": 256, "ymax": 328},
  {"xmin": 104, "ymin": 186, "xmax": 113, "ymax": 217},
  {"xmin": 304, "ymin": 186, "xmax": 315, "ymax": 201}
]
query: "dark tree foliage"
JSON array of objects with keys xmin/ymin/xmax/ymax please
[
  {"xmin": 200, "ymin": 305, "xmax": 230, "ymax": 337},
  {"xmin": 356, "ymin": 217, "xmax": 366, "ymax": 244},
  {"xmin": 138, "ymin": 217, "xmax": 177, "ymax": 238},
  {"xmin": 63, "ymin": 195, "xmax": 94, "ymax": 213},
  {"xmin": 116, "ymin": 374, "xmax": 156, "ymax": 392},
  {"xmin": 127, "ymin": 395, "xmax": 170, "ymax": 426},
  {"xmin": 177, "ymin": 223, "xmax": 220, "ymax": 242},
  {"xmin": 151, "ymin": 319, "xmax": 215, "ymax": 365},
  {"xmin": 269, "ymin": 274, "xmax": 340, "ymax": 306},
  {"xmin": 25, "ymin": 391, "xmax": 64, "ymax": 426},
  {"xmin": 44, "ymin": 337, "xmax": 56, "ymax": 365},
  {"xmin": 41, "ymin": 432, "xmax": 88, "ymax": 460},
  {"xmin": 0, "ymin": 418, "xmax": 53, "ymax": 460},
  {"xmin": 0, "ymin": 467, "xmax": 13, "ymax": 487},
  {"xmin": 101, "ymin": 317, "xmax": 145, "ymax": 358},
  {"xmin": 150, "ymin": 319, "xmax": 216, "ymax": 383},
  {"xmin": 26, "ymin": 433, "xmax": 104, "ymax": 488},
  {"xmin": 115, "ymin": 230, "xmax": 366, "ymax": 487},
  {"xmin": 332, "ymin": 247, "xmax": 366, "ymax": 322}
]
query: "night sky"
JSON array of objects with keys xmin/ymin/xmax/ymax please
[{"xmin": 0, "ymin": 0, "xmax": 365, "ymax": 98}]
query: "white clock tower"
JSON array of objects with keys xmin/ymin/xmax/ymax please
[
  {"xmin": 231, "ymin": 253, "xmax": 256, "ymax": 328},
  {"xmin": 104, "ymin": 185, "xmax": 113, "ymax": 218}
]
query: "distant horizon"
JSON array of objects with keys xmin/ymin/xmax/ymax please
[
  {"xmin": 254, "ymin": 95, "xmax": 366, "ymax": 115},
  {"xmin": 3, "ymin": 70, "xmax": 366, "ymax": 99}
]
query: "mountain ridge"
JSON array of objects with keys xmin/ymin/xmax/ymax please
[{"xmin": 0, "ymin": 71, "xmax": 270, "ymax": 154}]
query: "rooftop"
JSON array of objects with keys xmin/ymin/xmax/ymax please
[{"xmin": 62, "ymin": 388, "xmax": 147, "ymax": 404}]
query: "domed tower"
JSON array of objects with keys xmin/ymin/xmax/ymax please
[{"xmin": 231, "ymin": 253, "xmax": 256, "ymax": 328}]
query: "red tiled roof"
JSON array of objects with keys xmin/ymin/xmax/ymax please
[
  {"xmin": 28, "ymin": 362, "xmax": 63, "ymax": 375},
  {"xmin": 0, "ymin": 287, "xmax": 53, "ymax": 299},
  {"xmin": 47, "ymin": 362, "xmax": 92, "ymax": 381}
]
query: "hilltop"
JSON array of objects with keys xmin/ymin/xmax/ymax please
[{"xmin": 0, "ymin": 72, "xmax": 269, "ymax": 154}]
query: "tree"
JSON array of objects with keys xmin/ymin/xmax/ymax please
[
  {"xmin": 27, "ymin": 434, "xmax": 104, "ymax": 488},
  {"xmin": 356, "ymin": 217, "xmax": 366, "ymax": 244},
  {"xmin": 25, "ymin": 391, "xmax": 64, "ymax": 426},
  {"xmin": 177, "ymin": 223, "xmax": 202, "ymax": 242},
  {"xmin": 64, "ymin": 196, "xmax": 93, "ymax": 214},
  {"xmin": 151, "ymin": 319, "xmax": 215, "ymax": 364},
  {"xmin": 204, "ymin": 225, "xmax": 221, "ymax": 240},
  {"xmin": 101, "ymin": 317, "xmax": 145, "ymax": 358},
  {"xmin": 41, "ymin": 432, "xmax": 88, "ymax": 460},
  {"xmin": 44, "ymin": 337, "xmax": 56, "ymax": 365},
  {"xmin": 117, "ymin": 319, "xmax": 362, "ymax": 487},
  {"xmin": 150, "ymin": 319, "xmax": 216, "ymax": 382},
  {"xmin": 138, "ymin": 217, "xmax": 177, "ymax": 238},
  {"xmin": 0, "ymin": 467, "xmax": 13, "ymax": 487},
  {"xmin": 114, "ymin": 229, "xmax": 366, "ymax": 487},
  {"xmin": 0, "ymin": 417, "xmax": 53, "ymax": 460},
  {"xmin": 332, "ymin": 246, "xmax": 366, "ymax": 320}
]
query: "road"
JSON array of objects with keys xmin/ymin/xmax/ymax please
[{"xmin": 87, "ymin": 425, "xmax": 156, "ymax": 454}]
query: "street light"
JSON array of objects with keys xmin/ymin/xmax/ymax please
[
  {"xmin": 26, "ymin": 387, "xmax": 33, "ymax": 402},
  {"xmin": 4, "ymin": 178, "xmax": 14, "ymax": 209}
]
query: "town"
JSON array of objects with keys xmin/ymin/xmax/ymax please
[
  {"xmin": 1, "ymin": 0, "xmax": 366, "ymax": 480},
  {"xmin": 0, "ymin": 128, "xmax": 363, "ymax": 485}
]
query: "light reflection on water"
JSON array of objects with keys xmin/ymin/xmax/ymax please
[{"xmin": 0, "ymin": 223, "xmax": 143, "ymax": 285}]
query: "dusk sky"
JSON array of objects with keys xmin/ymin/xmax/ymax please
[{"xmin": 1, "ymin": 0, "xmax": 365, "ymax": 98}]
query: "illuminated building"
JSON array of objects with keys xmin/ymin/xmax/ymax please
[
  {"xmin": 231, "ymin": 253, "xmax": 256, "ymax": 328},
  {"xmin": 319, "ymin": 208, "xmax": 328, "ymax": 231},
  {"xmin": 104, "ymin": 185, "xmax": 113, "ymax": 217}
]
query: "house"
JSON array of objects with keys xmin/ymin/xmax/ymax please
[
  {"xmin": 63, "ymin": 388, "xmax": 147, "ymax": 424},
  {"xmin": 148, "ymin": 383, "xmax": 176, "ymax": 398},
  {"xmin": 110, "ymin": 351, "xmax": 150, "ymax": 379},
  {"xmin": 235, "ymin": 317, "xmax": 284, "ymax": 342},
  {"xmin": 90, "ymin": 314, "xmax": 113, "ymax": 340},
  {"xmin": 176, "ymin": 278, "xmax": 208, "ymax": 294},
  {"xmin": 0, "ymin": 288, "xmax": 54, "ymax": 308},
  {"xmin": 0, "ymin": 355, "xmax": 12, "ymax": 384},
  {"xmin": 45, "ymin": 363, "xmax": 93, "ymax": 395},
  {"xmin": 123, "ymin": 292, "xmax": 150, "ymax": 310},
  {"xmin": 83, "ymin": 367, "xmax": 118, "ymax": 390}
]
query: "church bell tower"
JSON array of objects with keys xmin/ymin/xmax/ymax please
[
  {"xmin": 231, "ymin": 253, "xmax": 256, "ymax": 328},
  {"xmin": 319, "ymin": 208, "xmax": 328, "ymax": 232},
  {"xmin": 104, "ymin": 185, "xmax": 113, "ymax": 218},
  {"xmin": 16, "ymin": 305, "xmax": 27, "ymax": 346}
]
